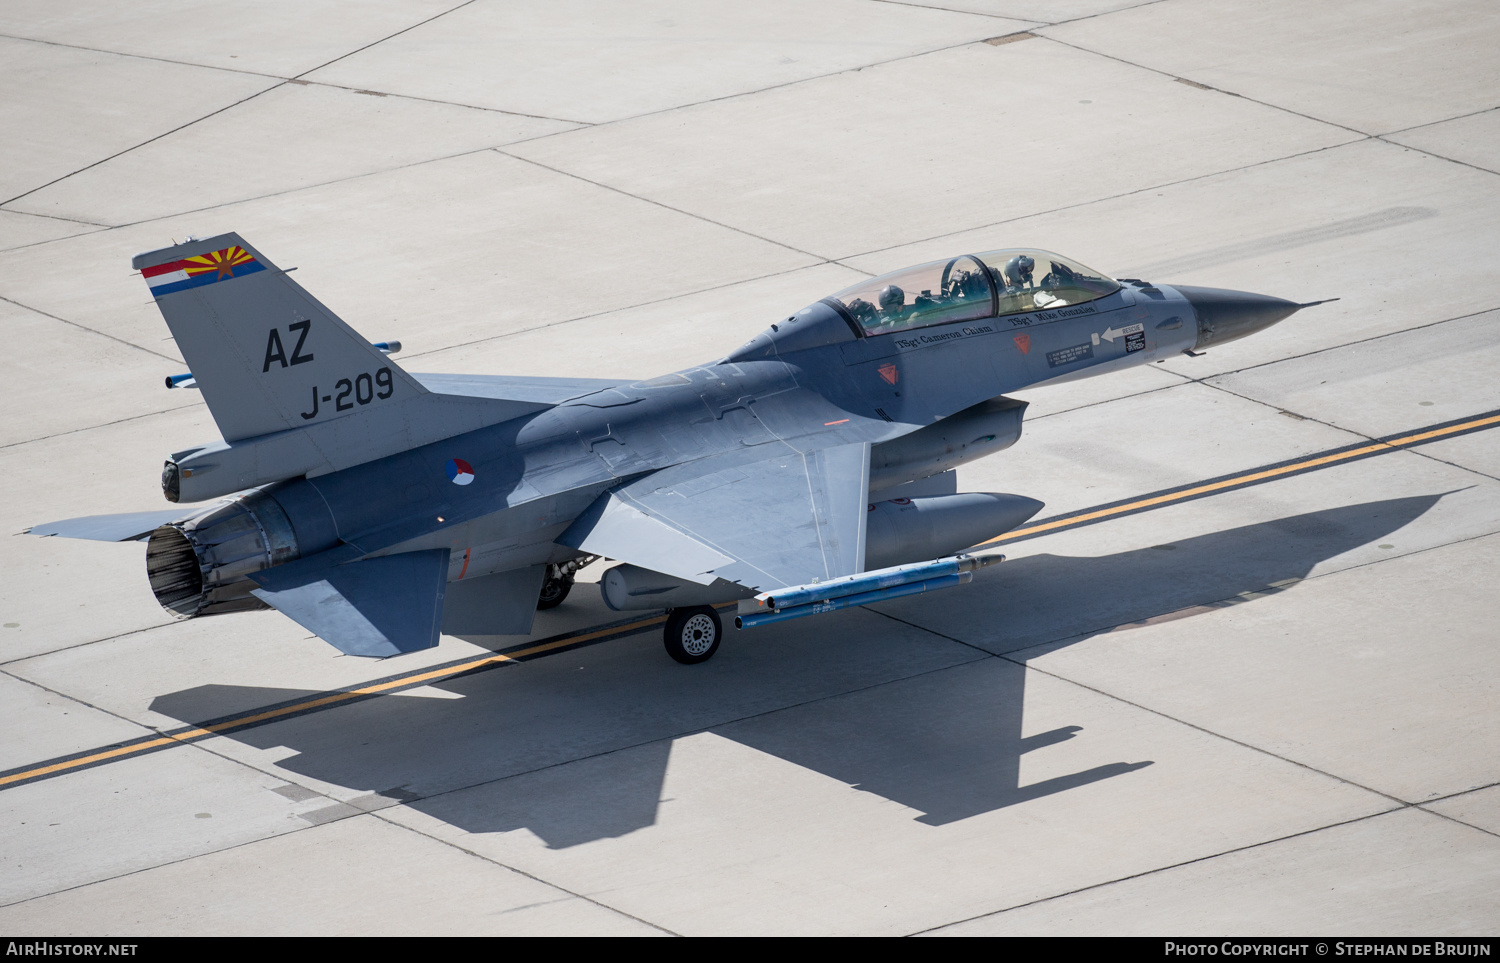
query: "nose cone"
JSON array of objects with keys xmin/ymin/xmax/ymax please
[{"xmin": 1173, "ymin": 285, "xmax": 1303, "ymax": 350}]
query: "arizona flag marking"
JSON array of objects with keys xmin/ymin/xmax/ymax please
[
  {"xmin": 446, "ymin": 458, "xmax": 476, "ymax": 486},
  {"xmin": 141, "ymin": 245, "xmax": 265, "ymax": 296}
]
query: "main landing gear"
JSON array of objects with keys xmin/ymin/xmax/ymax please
[
  {"xmin": 663, "ymin": 605, "xmax": 723, "ymax": 664},
  {"xmin": 537, "ymin": 556, "xmax": 596, "ymax": 610}
]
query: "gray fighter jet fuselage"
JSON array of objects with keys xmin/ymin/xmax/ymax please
[{"xmin": 32, "ymin": 237, "xmax": 1324, "ymax": 664}]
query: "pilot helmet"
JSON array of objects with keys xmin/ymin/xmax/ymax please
[
  {"xmin": 878, "ymin": 284, "xmax": 905, "ymax": 312},
  {"xmin": 1005, "ymin": 254, "xmax": 1035, "ymax": 286}
]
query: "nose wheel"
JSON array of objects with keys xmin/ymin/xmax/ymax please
[{"xmin": 663, "ymin": 605, "xmax": 722, "ymax": 664}]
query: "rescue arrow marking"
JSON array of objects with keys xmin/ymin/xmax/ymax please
[{"xmin": 1100, "ymin": 322, "xmax": 1145, "ymax": 343}]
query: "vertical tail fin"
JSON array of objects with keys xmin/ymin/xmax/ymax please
[{"xmin": 134, "ymin": 232, "xmax": 426, "ymax": 442}]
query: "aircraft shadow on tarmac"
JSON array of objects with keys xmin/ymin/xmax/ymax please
[{"xmin": 150, "ymin": 495, "xmax": 1440, "ymax": 847}]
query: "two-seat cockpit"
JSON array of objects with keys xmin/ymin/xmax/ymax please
[{"xmin": 830, "ymin": 250, "xmax": 1121, "ymax": 337}]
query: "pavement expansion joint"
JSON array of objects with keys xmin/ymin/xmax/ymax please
[
  {"xmin": 300, "ymin": 80, "xmax": 592, "ymax": 126},
  {"xmin": 1371, "ymin": 134, "xmax": 1500, "ymax": 179},
  {"xmin": 286, "ymin": 0, "xmax": 482, "ymax": 84},
  {"xmin": 1, "ymin": 82, "xmax": 287, "ymax": 209},
  {"xmin": 496, "ymin": 150, "xmax": 831, "ymax": 262},
  {"xmin": 0, "ymin": 294, "xmax": 181, "ymax": 364},
  {"xmin": 402, "ymin": 259, "xmax": 849, "ymax": 361},
  {"xmin": 1418, "ymin": 804, "xmax": 1500, "ymax": 842},
  {"xmin": 0, "ymin": 402, "xmax": 198, "ymax": 454},
  {"xmin": 1203, "ymin": 303, "xmax": 1500, "ymax": 381},
  {"xmin": 979, "ymin": 407, "xmax": 1500, "ymax": 549},
  {"xmin": 0, "ymin": 32, "xmax": 292, "ymax": 82},
  {"xmin": 909, "ymin": 805, "xmax": 1406, "ymax": 936},
  {"xmin": 840, "ymin": 138, "xmax": 1367, "ymax": 267},
  {"xmin": 0, "ymin": 207, "xmax": 110, "ymax": 228},
  {"xmin": 362, "ymin": 806, "xmax": 684, "ymax": 936},
  {"xmin": 1036, "ymin": 33, "xmax": 1373, "ymax": 137}
]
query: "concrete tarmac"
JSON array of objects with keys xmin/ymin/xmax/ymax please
[{"xmin": 1, "ymin": 0, "xmax": 1497, "ymax": 936}]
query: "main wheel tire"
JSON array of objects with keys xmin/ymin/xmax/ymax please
[
  {"xmin": 663, "ymin": 605, "xmax": 722, "ymax": 664},
  {"xmin": 536, "ymin": 573, "xmax": 573, "ymax": 610}
]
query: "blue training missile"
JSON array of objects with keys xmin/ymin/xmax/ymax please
[{"xmin": 735, "ymin": 554, "xmax": 1005, "ymax": 629}]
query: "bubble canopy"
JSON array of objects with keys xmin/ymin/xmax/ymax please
[{"xmin": 829, "ymin": 250, "xmax": 1120, "ymax": 337}]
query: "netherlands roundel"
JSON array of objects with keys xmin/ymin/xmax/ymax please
[{"xmin": 446, "ymin": 458, "xmax": 475, "ymax": 486}]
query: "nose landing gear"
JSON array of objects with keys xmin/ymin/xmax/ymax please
[{"xmin": 663, "ymin": 605, "xmax": 722, "ymax": 664}]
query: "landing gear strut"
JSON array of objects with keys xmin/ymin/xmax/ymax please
[
  {"xmin": 537, "ymin": 556, "xmax": 595, "ymax": 610},
  {"xmin": 663, "ymin": 605, "xmax": 722, "ymax": 664}
]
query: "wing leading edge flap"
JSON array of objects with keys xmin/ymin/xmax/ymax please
[
  {"xmin": 560, "ymin": 441, "xmax": 870, "ymax": 591},
  {"xmin": 249, "ymin": 549, "xmax": 448, "ymax": 657}
]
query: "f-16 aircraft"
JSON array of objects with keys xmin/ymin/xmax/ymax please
[{"xmin": 30, "ymin": 235, "xmax": 1328, "ymax": 664}]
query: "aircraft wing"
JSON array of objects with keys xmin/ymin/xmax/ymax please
[
  {"xmin": 560, "ymin": 441, "xmax": 871, "ymax": 591},
  {"xmin": 411, "ymin": 373, "xmax": 626, "ymax": 405}
]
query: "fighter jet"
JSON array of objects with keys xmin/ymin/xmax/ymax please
[{"xmin": 30, "ymin": 235, "xmax": 1329, "ymax": 664}]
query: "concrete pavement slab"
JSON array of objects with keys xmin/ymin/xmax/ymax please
[
  {"xmin": 1387, "ymin": 107, "xmax": 1500, "ymax": 176},
  {"xmin": 0, "ymin": 811, "xmax": 663, "ymax": 935},
  {"xmin": 1426, "ymin": 786, "xmax": 1500, "ymax": 837},
  {"xmin": 1211, "ymin": 309, "xmax": 1500, "ymax": 439},
  {"xmin": 307, "ymin": 0, "xmax": 1020, "ymax": 125},
  {"xmin": 10, "ymin": 83, "xmax": 577, "ymax": 227},
  {"xmin": 928, "ymin": 808, "xmax": 1500, "ymax": 935},
  {"xmin": 880, "ymin": 377, "xmax": 1500, "ymax": 656},
  {"xmin": 0, "ymin": 1, "xmax": 458, "ymax": 79},
  {"xmin": 0, "ymin": 671, "xmax": 146, "ymax": 773},
  {"xmin": 878, "ymin": 460, "xmax": 1498, "ymax": 659},
  {"xmin": 0, "ymin": 533, "xmax": 177, "ymax": 666},
  {"xmin": 0, "ymin": 405, "xmax": 214, "ymax": 663},
  {"xmin": 1042, "ymin": 0, "xmax": 1500, "ymax": 135},
  {"xmin": 508, "ymin": 38, "xmax": 1353, "ymax": 260},
  {"xmin": 408, "ymin": 261, "xmax": 869, "ymax": 378},
  {"xmin": 0, "ymin": 37, "xmax": 275, "ymax": 204},
  {"xmin": 0, "ymin": 150, "xmax": 817, "ymax": 358},
  {"xmin": 997, "ymin": 530, "xmax": 1500, "ymax": 804},
  {"xmin": 0, "ymin": 211, "xmax": 102, "ymax": 253},
  {"xmin": 851, "ymin": 139, "xmax": 1500, "ymax": 379},
  {"xmin": 384, "ymin": 663, "xmax": 1387, "ymax": 935},
  {"xmin": 0, "ymin": 745, "xmax": 332, "ymax": 906},
  {"xmin": 888, "ymin": 450, "xmax": 1500, "ymax": 654},
  {"xmin": 0, "ymin": 298, "xmax": 188, "ymax": 447},
  {"xmin": 1211, "ymin": 308, "xmax": 1500, "ymax": 483},
  {"xmin": 960, "ymin": 379, "xmax": 1365, "ymax": 520}
]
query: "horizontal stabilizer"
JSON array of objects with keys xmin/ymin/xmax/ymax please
[
  {"xmin": 249, "ymin": 549, "xmax": 448, "ymax": 657},
  {"xmin": 28, "ymin": 510, "xmax": 193, "ymax": 542}
]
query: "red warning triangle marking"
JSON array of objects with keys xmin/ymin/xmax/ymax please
[{"xmin": 1014, "ymin": 334, "xmax": 1031, "ymax": 355}]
